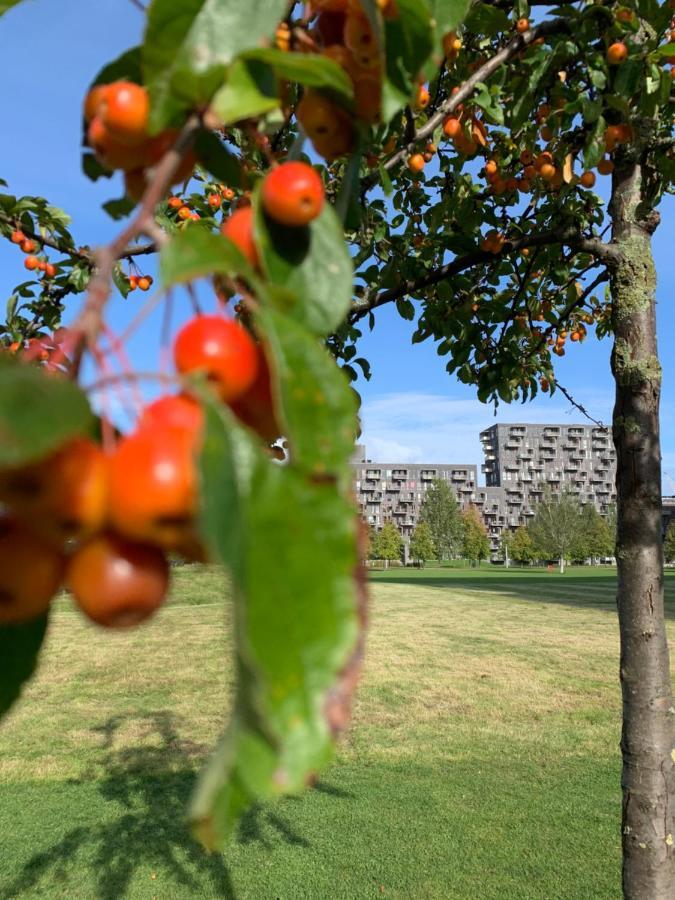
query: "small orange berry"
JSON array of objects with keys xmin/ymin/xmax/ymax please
[
  {"xmin": 607, "ymin": 42, "xmax": 628, "ymax": 65},
  {"xmin": 261, "ymin": 161, "xmax": 325, "ymax": 227},
  {"xmin": 407, "ymin": 153, "xmax": 425, "ymax": 173}
]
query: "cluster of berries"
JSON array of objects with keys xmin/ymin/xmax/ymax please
[
  {"xmin": 0, "ymin": 315, "xmax": 276, "ymax": 631},
  {"xmin": 0, "ymin": 162, "xmax": 326, "ymax": 631},
  {"xmin": 10, "ymin": 229, "xmax": 57, "ymax": 277},
  {"xmin": 84, "ymin": 81, "xmax": 195, "ymax": 201},
  {"xmin": 3, "ymin": 332, "xmax": 67, "ymax": 371},
  {"xmin": 220, "ymin": 161, "xmax": 325, "ymax": 269},
  {"xmin": 127, "ymin": 273, "xmax": 153, "ymax": 292},
  {"xmin": 294, "ymin": 0, "xmax": 398, "ymax": 160},
  {"xmin": 167, "ymin": 196, "xmax": 201, "ymax": 223}
]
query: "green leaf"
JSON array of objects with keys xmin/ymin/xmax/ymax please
[
  {"xmin": 257, "ymin": 307, "xmax": 358, "ymax": 476},
  {"xmin": 193, "ymin": 130, "xmax": 242, "ymax": 186},
  {"xmin": 190, "ymin": 455, "xmax": 358, "ymax": 848},
  {"xmin": 244, "ymin": 48, "xmax": 354, "ymax": 101},
  {"xmin": 430, "ymin": 0, "xmax": 471, "ymax": 42},
  {"xmin": 0, "ymin": 359, "xmax": 93, "ymax": 468},
  {"xmin": 5, "ymin": 294, "xmax": 18, "ymax": 324},
  {"xmin": 464, "ymin": 3, "xmax": 510, "ymax": 35},
  {"xmin": 335, "ymin": 147, "xmax": 364, "ymax": 230},
  {"xmin": 91, "ymin": 46, "xmax": 142, "ymax": 88},
  {"xmin": 510, "ymin": 52, "xmax": 553, "ymax": 128},
  {"xmin": 160, "ymin": 225, "xmax": 258, "ymax": 287},
  {"xmin": 0, "ymin": 615, "xmax": 49, "ymax": 721},
  {"xmin": 102, "ymin": 196, "xmax": 136, "ymax": 221},
  {"xmin": 472, "ymin": 82, "xmax": 505, "ymax": 125},
  {"xmin": 143, "ymin": 0, "xmax": 289, "ymax": 131},
  {"xmin": 0, "ymin": 0, "xmax": 24, "ymax": 18},
  {"xmin": 613, "ymin": 58, "xmax": 642, "ymax": 97},
  {"xmin": 82, "ymin": 153, "xmax": 113, "ymax": 182},
  {"xmin": 112, "ymin": 263, "xmax": 132, "ymax": 299},
  {"xmin": 198, "ymin": 397, "xmax": 258, "ymax": 578},
  {"xmin": 382, "ymin": 0, "xmax": 434, "ymax": 121},
  {"xmin": 255, "ymin": 194, "xmax": 353, "ymax": 337},
  {"xmin": 584, "ymin": 115, "xmax": 607, "ymax": 170},
  {"xmin": 210, "ymin": 58, "xmax": 280, "ymax": 126}
]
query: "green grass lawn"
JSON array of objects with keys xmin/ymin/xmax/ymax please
[{"xmin": 0, "ymin": 566, "xmax": 673, "ymax": 899}]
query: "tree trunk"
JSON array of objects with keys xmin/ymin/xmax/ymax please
[
  {"xmin": 610, "ymin": 156, "xmax": 674, "ymax": 898},
  {"xmin": 559, "ymin": 556, "xmax": 564, "ymax": 574}
]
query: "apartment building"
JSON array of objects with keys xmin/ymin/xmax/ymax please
[
  {"xmin": 477, "ymin": 423, "xmax": 617, "ymax": 550},
  {"xmin": 353, "ymin": 422, "xmax": 619, "ymax": 555},
  {"xmin": 352, "ymin": 445, "xmax": 477, "ymax": 538}
]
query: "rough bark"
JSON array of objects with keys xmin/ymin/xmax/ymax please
[{"xmin": 609, "ymin": 156, "xmax": 674, "ymax": 899}]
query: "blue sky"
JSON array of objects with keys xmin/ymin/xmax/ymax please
[{"xmin": 1, "ymin": 0, "xmax": 673, "ymax": 490}]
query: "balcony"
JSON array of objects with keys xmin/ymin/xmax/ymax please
[{"xmin": 365, "ymin": 470, "xmax": 381, "ymax": 480}]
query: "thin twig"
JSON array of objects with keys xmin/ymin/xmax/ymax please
[
  {"xmin": 349, "ymin": 228, "xmax": 617, "ymax": 323},
  {"xmin": 67, "ymin": 114, "xmax": 202, "ymax": 376},
  {"xmin": 86, "ymin": 371, "xmax": 179, "ymax": 394},
  {"xmin": 555, "ymin": 381, "xmax": 609, "ymax": 431},
  {"xmin": 364, "ymin": 17, "xmax": 571, "ymax": 188}
]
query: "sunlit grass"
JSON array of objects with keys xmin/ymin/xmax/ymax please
[{"xmin": 0, "ymin": 566, "xmax": 672, "ymax": 898}]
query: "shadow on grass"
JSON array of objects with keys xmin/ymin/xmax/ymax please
[
  {"xmin": 370, "ymin": 570, "xmax": 675, "ymax": 618},
  {"xmin": 0, "ymin": 711, "xmax": 330, "ymax": 900}
]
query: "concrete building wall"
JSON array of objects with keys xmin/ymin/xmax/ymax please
[
  {"xmin": 353, "ymin": 453, "xmax": 477, "ymax": 538},
  {"xmin": 477, "ymin": 423, "xmax": 617, "ymax": 552}
]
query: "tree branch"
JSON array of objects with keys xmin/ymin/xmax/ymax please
[
  {"xmin": 0, "ymin": 210, "xmax": 157, "ymax": 266},
  {"xmin": 66, "ymin": 114, "xmax": 202, "ymax": 374},
  {"xmin": 554, "ymin": 381, "xmax": 609, "ymax": 431},
  {"xmin": 350, "ymin": 228, "xmax": 617, "ymax": 323},
  {"xmin": 364, "ymin": 17, "xmax": 571, "ymax": 188}
]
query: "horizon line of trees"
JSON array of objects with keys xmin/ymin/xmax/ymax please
[{"xmin": 364, "ymin": 479, "xmax": 627, "ymax": 570}]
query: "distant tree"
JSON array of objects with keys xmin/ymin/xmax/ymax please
[
  {"xmin": 365, "ymin": 525, "xmax": 377, "ymax": 562},
  {"xmin": 420, "ymin": 478, "xmax": 463, "ymax": 561},
  {"xmin": 665, "ymin": 524, "xmax": 675, "ymax": 565},
  {"xmin": 605, "ymin": 503, "xmax": 618, "ymax": 542},
  {"xmin": 574, "ymin": 505, "xmax": 614, "ymax": 562},
  {"xmin": 373, "ymin": 523, "xmax": 403, "ymax": 569},
  {"xmin": 409, "ymin": 522, "xmax": 435, "ymax": 568},
  {"xmin": 461, "ymin": 506, "xmax": 490, "ymax": 567},
  {"xmin": 503, "ymin": 527, "xmax": 537, "ymax": 565},
  {"xmin": 529, "ymin": 491, "xmax": 581, "ymax": 574}
]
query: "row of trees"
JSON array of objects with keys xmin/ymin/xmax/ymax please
[
  {"xmin": 367, "ymin": 478, "xmax": 621, "ymax": 569},
  {"xmin": 503, "ymin": 495, "xmax": 615, "ymax": 571},
  {"xmin": 367, "ymin": 478, "xmax": 491, "ymax": 566},
  {"xmin": 665, "ymin": 524, "xmax": 675, "ymax": 564}
]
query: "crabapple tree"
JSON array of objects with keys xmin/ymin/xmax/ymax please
[{"xmin": 0, "ymin": 1, "xmax": 673, "ymax": 896}]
